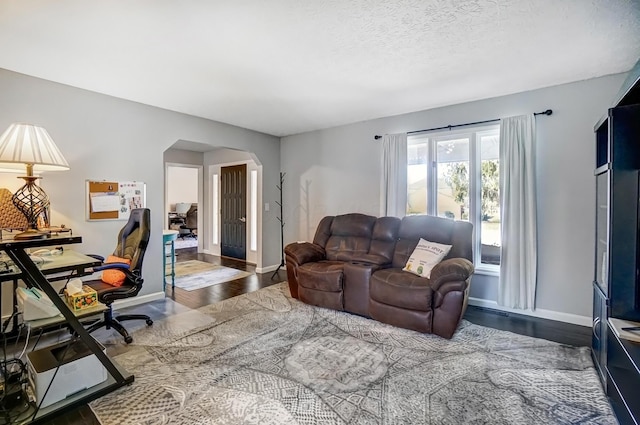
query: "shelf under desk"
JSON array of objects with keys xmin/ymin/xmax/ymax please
[
  {"xmin": 25, "ymin": 299, "xmax": 107, "ymax": 330},
  {"xmin": 0, "ymin": 235, "xmax": 134, "ymax": 425},
  {"xmin": 1, "ymin": 246, "xmax": 102, "ymax": 338},
  {"xmin": 12, "ymin": 357, "xmax": 133, "ymax": 425}
]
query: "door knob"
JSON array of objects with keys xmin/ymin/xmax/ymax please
[{"xmin": 239, "ymin": 217, "xmax": 246, "ymax": 223}]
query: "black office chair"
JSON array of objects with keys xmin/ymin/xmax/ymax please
[
  {"xmin": 178, "ymin": 205, "xmax": 197, "ymax": 239},
  {"xmin": 83, "ymin": 208, "xmax": 153, "ymax": 344}
]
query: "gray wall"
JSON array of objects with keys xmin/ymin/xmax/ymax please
[
  {"xmin": 0, "ymin": 68, "xmax": 281, "ymax": 299},
  {"xmin": 164, "ymin": 148, "xmax": 204, "ymax": 166},
  {"xmin": 281, "ymin": 73, "xmax": 627, "ymax": 321}
]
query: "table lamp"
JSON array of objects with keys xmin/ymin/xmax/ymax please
[{"xmin": 0, "ymin": 123, "xmax": 69, "ymax": 240}]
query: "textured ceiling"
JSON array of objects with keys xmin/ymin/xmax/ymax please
[{"xmin": 0, "ymin": 0, "xmax": 639, "ymax": 137}]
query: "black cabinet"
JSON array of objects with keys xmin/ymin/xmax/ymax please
[
  {"xmin": 606, "ymin": 323, "xmax": 640, "ymax": 425},
  {"xmin": 594, "ymin": 104, "xmax": 640, "ymax": 322},
  {"xmin": 593, "ymin": 283, "xmax": 608, "ymax": 386},
  {"xmin": 593, "ymin": 59, "xmax": 640, "ymax": 425}
]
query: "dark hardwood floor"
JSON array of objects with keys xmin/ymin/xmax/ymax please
[
  {"xmin": 49, "ymin": 247, "xmax": 591, "ymax": 424},
  {"xmin": 164, "ymin": 249, "xmax": 285, "ymax": 309}
]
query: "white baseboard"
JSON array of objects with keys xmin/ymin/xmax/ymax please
[
  {"xmin": 113, "ymin": 292, "xmax": 165, "ymax": 309},
  {"xmin": 256, "ymin": 264, "xmax": 286, "ymax": 274},
  {"xmin": 468, "ymin": 297, "xmax": 592, "ymax": 327}
]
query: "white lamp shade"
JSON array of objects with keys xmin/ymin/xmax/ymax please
[{"xmin": 0, "ymin": 123, "xmax": 69, "ymax": 172}]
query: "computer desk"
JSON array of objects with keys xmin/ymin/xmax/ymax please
[
  {"xmin": 0, "ymin": 247, "xmax": 103, "ymax": 337},
  {"xmin": 0, "ymin": 235, "xmax": 134, "ymax": 424}
]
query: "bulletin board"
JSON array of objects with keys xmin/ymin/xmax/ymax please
[{"xmin": 86, "ymin": 180, "xmax": 146, "ymax": 221}]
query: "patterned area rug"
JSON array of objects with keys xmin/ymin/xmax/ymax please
[
  {"xmin": 170, "ymin": 260, "xmax": 251, "ymax": 291},
  {"xmin": 174, "ymin": 237, "xmax": 197, "ymax": 249},
  {"xmin": 90, "ymin": 283, "xmax": 615, "ymax": 424}
]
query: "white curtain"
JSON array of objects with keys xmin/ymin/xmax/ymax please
[
  {"xmin": 380, "ymin": 133, "xmax": 408, "ymax": 217},
  {"xmin": 498, "ymin": 114, "xmax": 537, "ymax": 309}
]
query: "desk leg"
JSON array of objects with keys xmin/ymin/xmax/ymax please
[
  {"xmin": 1, "ymin": 279, "xmax": 23, "ymax": 337},
  {"xmin": 5, "ymin": 248, "xmax": 129, "ymax": 384},
  {"xmin": 163, "ymin": 242, "xmax": 166, "ymax": 291},
  {"xmin": 11, "ymin": 278, "xmax": 18, "ymax": 334},
  {"xmin": 163, "ymin": 239, "xmax": 176, "ymax": 291},
  {"xmin": 170, "ymin": 240, "xmax": 175, "ymax": 289}
]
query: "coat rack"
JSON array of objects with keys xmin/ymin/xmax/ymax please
[{"xmin": 271, "ymin": 172, "xmax": 285, "ymax": 280}]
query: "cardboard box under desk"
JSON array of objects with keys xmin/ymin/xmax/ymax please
[{"xmin": 64, "ymin": 285, "xmax": 98, "ymax": 311}]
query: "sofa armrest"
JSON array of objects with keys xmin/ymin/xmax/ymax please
[
  {"xmin": 284, "ymin": 242, "xmax": 326, "ymax": 266},
  {"xmin": 429, "ymin": 258, "xmax": 474, "ymax": 292},
  {"xmin": 429, "ymin": 258, "xmax": 474, "ymax": 338},
  {"xmin": 349, "ymin": 253, "xmax": 391, "ymax": 267}
]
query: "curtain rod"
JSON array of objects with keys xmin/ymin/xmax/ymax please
[{"xmin": 373, "ymin": 109, "xmax": 553, "ymax": 140}]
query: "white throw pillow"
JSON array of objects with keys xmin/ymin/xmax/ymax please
[{"xmin": 403, "ymin": 238, "xmax": 452, "ymax": 278}]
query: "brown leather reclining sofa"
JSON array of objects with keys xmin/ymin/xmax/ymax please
[{"xmin": 284, "ymin": 213, "xmax": 474, "ymax": 339}]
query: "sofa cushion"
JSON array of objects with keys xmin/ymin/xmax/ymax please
[
  {"xmin": 324, "ymin": 214, "xmax": 376, "ymax": 261},
  {"xmin": 402, "ymin": 238, "xmax": 452, "ymax": 278},
  {"xmin": 367, "ymin": 216, "xmax": 401, "ymax": 263},
  {"xmin": 298, "ymin": 261, "xmax": 345, "ymax": 292},
  {"xmin": 370, "ymin": 268, "xmax": 433, "ymax": 312}
]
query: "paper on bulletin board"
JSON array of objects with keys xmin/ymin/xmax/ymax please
[
  {"xmin": 118, "ymin": 181, "xmax": 146, "ymax": 220},
  {"xmin": 89, "ymin": 192, "xmax": 120, "ymax": 212}
]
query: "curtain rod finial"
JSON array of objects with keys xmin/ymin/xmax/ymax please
[{"xmin": 374, "ymin": 135, "xmax": 382, "ymax": 140}]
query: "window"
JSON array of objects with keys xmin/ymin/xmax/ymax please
[
  {"xmin": 407, "ymin": 124, "xmax": 500, "ymax": 269},
  {"xmin": 212, "ymin": 173, "xmax": 219, "ymax": 245},
  {"xmin": 250, "ymin": 169, "xmax": 258, "ymax": 251}
]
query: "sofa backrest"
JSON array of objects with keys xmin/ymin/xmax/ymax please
[
  {"xmin": 369, "ymin": 216, "xmax": 401, "ymax": 262},
  {"xmin": 313, "ymin": 213, "xmax": 377, "ymax": 261},
  {"xmin": 392, "ymin": 215, "xmax": 473, "ymax": 268},
  {"xmin": 312, "ymin": 216, "xmax": 335, "ymax": 247}
]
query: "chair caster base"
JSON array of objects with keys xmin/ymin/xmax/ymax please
[
  {"xmin": 146, "ymin": 319, "xmax": 153, "ymax": 326},
  {"xmin": 124, "ymin": 335, "xmax": 133, "ymax": 344}
]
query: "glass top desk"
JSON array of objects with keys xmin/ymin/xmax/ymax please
[
  {"xmin": 0, "ymin": 250, "xmax": 102, "ymax": 281},
  {"xmin": 0, "ymin": 245, "xmax": 103, "ymax": 336},
  {"xmin": 0, "ymin": 235, "xmax": 134, "ymax": 425}
]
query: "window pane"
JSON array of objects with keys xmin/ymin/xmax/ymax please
[
  {"xmin": 212, "ymin": 174, "xmax": 219, "ymax": 245},
  {"xmin": 479, "ymin": 132, "xmax": 501, "ymax": 265},
  {"xmin": 407, "ymin": 141, "xmax": 428, "ymax": 214},
  {"xmin": 408, "ymin": 164, "xmax": 428, "ymax": 214},
  {"xmin": 437, "ymin": 138, "xmax": 469, "ymax": 220},
  {"xmin": 250, "ymin": 170, "xmax": 257, "ymax": 251}
]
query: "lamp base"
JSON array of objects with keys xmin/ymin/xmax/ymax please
[{"xmin": 14, "ymin": 229, "xmax": 49, "ymax": 240}]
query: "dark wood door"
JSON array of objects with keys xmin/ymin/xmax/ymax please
[{"xmin": 221, "ymin": 164, "xmax": 247, "ymax": 260}]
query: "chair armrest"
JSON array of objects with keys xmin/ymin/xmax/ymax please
[
  {"xmin": 94, "ymin": 263, "xmax": 130, "ymax": 272},
  {"xmin": 349, "ymin": 253, "xmax": 391, "ymax": 267},
  {"xmin": 429, "ymin": 258, "xmax": 474, "ymax": 292},
  {"xmin": 284, "ymin": 242, "xmax": 326, "ymax": 266},
  {"xmin": 93, "ymin": 263, "xmax": 142, "ymax": 284}
]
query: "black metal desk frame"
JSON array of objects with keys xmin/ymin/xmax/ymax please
[{"xmin": 0, "ymin": 236, "xmax": 134, "ymax": 424}]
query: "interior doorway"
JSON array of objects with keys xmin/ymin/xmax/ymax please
[
  {"xmin": 165, "ymin": 163, "xmax": 203, "ymax": 250},
  {"xmin": 165, "ymin": 143, "xmax": 263, "ymax": 270},
  {"xmin": 220, "ymin": 164, "xmax": 247, "ymax": 260}
]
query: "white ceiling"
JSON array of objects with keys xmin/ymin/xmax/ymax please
[{"xmin": 0, "ymin": 1, "xmax": 638, "ymax": 137}]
